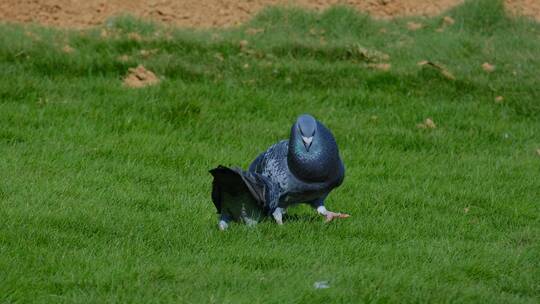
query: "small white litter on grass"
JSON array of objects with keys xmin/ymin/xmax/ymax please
[{"xmin": 313, "ymin": 281, "xmax": 330, "ymax": 289}]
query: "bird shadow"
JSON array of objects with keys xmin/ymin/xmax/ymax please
[{"xmin": 282, "ymin": 213, "xmax": 319, "ymax": 223}]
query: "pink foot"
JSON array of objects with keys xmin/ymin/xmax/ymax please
[{"xmin": 325, "ymin": 211, "xmax": 350, "ymax": 222}]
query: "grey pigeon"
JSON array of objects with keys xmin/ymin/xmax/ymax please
[{"xmin": 210, "ymin": 114, "xmax": 348, "ymax": 230}]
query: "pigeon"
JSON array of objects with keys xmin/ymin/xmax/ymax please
[{"xmin": 210, "ymin": 114, "xmax": 348, "ymax": 230}]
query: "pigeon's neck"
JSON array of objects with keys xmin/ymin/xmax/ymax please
[{"xmin": 287, "ymin": 123, "xmax": 340, "ymax": 183}]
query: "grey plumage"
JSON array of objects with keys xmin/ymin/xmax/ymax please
[
  {"xmin": 210, "ymin": 114, "xmax": 345, "ymax": 227},
  {"xmin": 249, "ymin": 114, "xmax": 344, "ymax": 210}
]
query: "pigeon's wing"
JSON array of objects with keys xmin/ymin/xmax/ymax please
[
  {"xmin": 209, "ymin": 165, "xmax": 280, "ymax": 220},
  {"xmin": 248, "ymin": 140, "xmax": 287, "ymax": 174},
  {"xmin": 249, "ymin": 140, "xmax": 289, "ymax": 177},
  {"xmin": 210, "ymin": 166, "xmax": 263, "ymax": 211},
  {"xmin": 210, "ymin": 166, "xmax": 248, "ymax": 214},
  {"xmin": 248, "ymin": 140, "xmax": 290, "ymax": 207},
  {"xmin": 254, "ymin": 173, "xmax": 280, "ymax": 211},
  {"xmin": 248, "ymin": 152, "xmax": 265, "ymax": 173}
]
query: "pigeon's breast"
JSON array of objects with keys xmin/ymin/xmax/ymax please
[
  {"xmin": 278, "ymin": 171, "xmax": 332, "ymax": 205},
  {"xmin": 259, "ymin": 155, "xmax": 323, "ymax": 205},
  {"xmin": 287, "ymin": 122, "xmax": 341, "ymax": 183},
  {"xmin": 282, "ymin": 189, "xmax": 326, "ymax": 205}
]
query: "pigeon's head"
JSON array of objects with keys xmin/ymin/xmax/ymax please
[
  {"xmin": 295, "ymin": 114, "xmax": 317, "ymax": 152},
  {"xmin": 288, "ymin": 114, "xmax": 341, "ymax": 182}
]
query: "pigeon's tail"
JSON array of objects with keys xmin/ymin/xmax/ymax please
[{"xmin": 209, "ymin": 165, "xmax": 277, "ymax": 222}]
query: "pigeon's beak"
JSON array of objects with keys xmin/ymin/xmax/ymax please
[{"xmin": 302, "ymin": 136, "xmax": 313, "ymax": 152}]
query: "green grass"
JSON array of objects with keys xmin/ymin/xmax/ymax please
[{"xmin": 1, "ymin": 0, "xmax": 539, "ymax": 302}]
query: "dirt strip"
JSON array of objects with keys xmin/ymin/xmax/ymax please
[{"xmin": 0, "ymin": 0, "xmax": 538, "ymax": 29}]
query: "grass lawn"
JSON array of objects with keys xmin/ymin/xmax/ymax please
[{"xmin": 0, "ymin": 0, "xmax": 539, "ymax": 302}]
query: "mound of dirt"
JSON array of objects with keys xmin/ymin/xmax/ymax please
[
  {"xmin": 123, "ymin": 65, "xmax": 159, "ymax": 88},
  {"xmin": 0, "ymin": 0, "xmax": 538, "ymax": 29}
]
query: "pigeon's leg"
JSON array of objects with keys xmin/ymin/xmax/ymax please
[
  {"xmin": 218, "ymin": 214, "xmax": 231, "ymax": 231},
  {"xmin": 310, "ymin": 196, "xmax": 350, "ymax": 222},
  {"xmin": 240, "ymin": 205, "xmax": 260, "ymax": 227},
  {"xmin": 316, "ymin": 206, "xmax": 350, "ymax": 222},
  {"xmin": 272, "ymin": 207, "xmax": 284, "ymax": 225}
]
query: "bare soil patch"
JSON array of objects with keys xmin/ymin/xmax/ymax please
[
  {"xmin": 123, "ymin": 65, "xmax": 160, "ymax": 88},
  {"xmin": 0, "ymin": 1, "xmax": 538, "ymax": 29}
]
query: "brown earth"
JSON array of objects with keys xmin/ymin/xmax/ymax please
[
  {"xmin": 0, "ymin": 0, "xmax": 538, "ymax": 29},
  {"xmin": 123, "ymin": 65, "xmax": 160, "ymax": 88}
]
